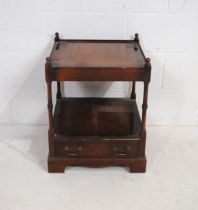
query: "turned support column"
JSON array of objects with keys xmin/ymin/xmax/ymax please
[
  {"xmin": 131, "ymin": 33, "xmax": 139, "ymax": 100},
  {"xmin": 139, "ymin": 58, "xmax": 151, "ymax": 155},
  {"xmin": 141, "ymin": 82, "xmax": 148, "ymax": 137},
  {"xmin": 47, "ymin": 81, "xmax": 54, "ymax": 157},
  {"xmin": 47, "ymin": 82, "xmax": 53, "ymax": 129},
  {"xmin": 45, "ymin": 57, "xmax": 54, "ymax": 156},
  {"xmin": 54, "ymin": 32, "xmax": 62, "ymax": 100},
  {"xmin": 56, "ymin": 81, "xmax": 62, "ymax": 99},
  {"xmin": 131, "ymin": 82, "xmax": 136, "ymax": 99}
]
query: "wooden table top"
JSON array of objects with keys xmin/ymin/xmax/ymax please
[{"xmin": 49, "ymin": 40, "xmax": 146, "ymax": 69}]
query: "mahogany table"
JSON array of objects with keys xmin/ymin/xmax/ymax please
[{"xmin": 45, "ymin": 33, "xmax": 151, "ymax": 173}]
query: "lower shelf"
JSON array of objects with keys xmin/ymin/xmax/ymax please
[{"xmin": 54, "ymin": 97, "xmax": 141, "ymax": 136}]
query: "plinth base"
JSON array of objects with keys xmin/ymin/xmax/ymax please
[{"xmin": 48, "ymin": 155, "xmax": 146, "ymax": 173}]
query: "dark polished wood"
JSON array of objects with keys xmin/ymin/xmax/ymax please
[
  {"xmin": 50, "ymin": 41, "xmax": 145, "ymax": 68},
  {"xmin": 46, "ymin": 38, "xmax": 148, "ymax": 82},
  {"xmin": 48, "ymin": 156, "xmax": 146, "ymax": 173},
  {"xmin": 54, "ymin": 98, "xmax": 141, "ymax": 136},
  {"xmin": 45, "ymin": 32, "xmax": 151, "ymax": 173},
  {"xmin": 54, "ymin": 137, "xmax": 140, "ymax": 158}
]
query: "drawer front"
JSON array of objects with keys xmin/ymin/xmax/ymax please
[
  {"xmin": 54, "ymin": 139, "xmax": 139, "ymax": 158},
  {"xmin": 110, "ymin": 141, "xmax": 138, "ymax": 157}
]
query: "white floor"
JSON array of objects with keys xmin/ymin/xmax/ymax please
[{"xmin": 0, "ymin": 125, "xmax": 198, "ymax": 210}]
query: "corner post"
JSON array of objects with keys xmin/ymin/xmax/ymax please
[
  {"xmin": 56, "ymin": 81, "xmax": 62, "ymax": 99},
  {"xmin": 130, "ymin": 33, "xmax": 139, "ymax": 100},
  {"xmin": 45, "ymin": 57, "xmax": 54, "ymax": 156},
  {"xmin": 139, "ymin": 58, "xmax": 151, "ymax": 155},
  {"xmin": 54, "ymin": 32, "xmax": 62, "ymax": 100},
  {"xmin": 131, "ymin": 82, "xmax": 136, "ymax": 99}
]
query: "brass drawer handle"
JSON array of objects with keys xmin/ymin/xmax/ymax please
[
  {"xmin": 78, "ymin": 146, "xmax": 83, "ymax": 152},
  {"xmin": 113, "ymin": 146, "xmax": 130, "ymax": 155},
  {"xmin": 64, "ymin": 145, "xmax": 82, "ymax": 155},
  {"xmin": 64, "ymin": 146, "xmax": 69, "ymax": 152}
]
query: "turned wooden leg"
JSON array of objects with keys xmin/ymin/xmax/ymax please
[
  {"xmin": 47, "ymin": 82, "xmax": 55, "ymax": 157},
  {"xmin": 131, "ymin": 81, "xmax": 136, "ymax": 99},
  {"xmin": 56, "ymin": 81, "xmax": 62, "ymax": 99},
  {"xmin": 138, "ymin": 82, "xmax": 149, "ymax": 156},
  {"xmin": 47, "ymin": 82, "xmax": 53, "ymax": 129},
  {"xmin": 141, "ymin": 82, "xmax": 148, "ymax": 132},
  {"xmin": 45, "ymin": 58, "xmax": 55, "ymax": 159},
  {"xmin": 139, "ymin": 58, "xmax": 151, "ymax": 156}
]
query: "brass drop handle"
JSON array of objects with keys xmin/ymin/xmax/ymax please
[
  {"xmin": 113, "ymin": 146, "xmax": 130, "ymax": 155},
  {"xmin": 64, "ymin": 145, "xmax": 82, "ymax": 155},
  {"xmin": 78, "ymin": 146, "xmax": 83, "ymax": 152}
]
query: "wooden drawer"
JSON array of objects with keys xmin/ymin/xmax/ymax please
[{"xmin": 54, "ymin": 138, "xmax": 139, "ymax": 158}]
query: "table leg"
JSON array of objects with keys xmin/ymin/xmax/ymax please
[
  {"xmin": 47, "ymin": 81, "xmax": 54, "ymax": 157},
  {"xmin": 139, "ymin": 81, "xmax": 149, "ymax": 156},
  {"xmin": 56, "ymin": 81, "xmax": 62, "ymax": 99},
  {"xmin": 131, "ymin": 81, "xmax": 136, "ymax": 99}
]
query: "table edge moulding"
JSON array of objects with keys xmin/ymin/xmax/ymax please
[{"xmin": 45, "ymin": 32, "xmax": 151, "ymax": 173}]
